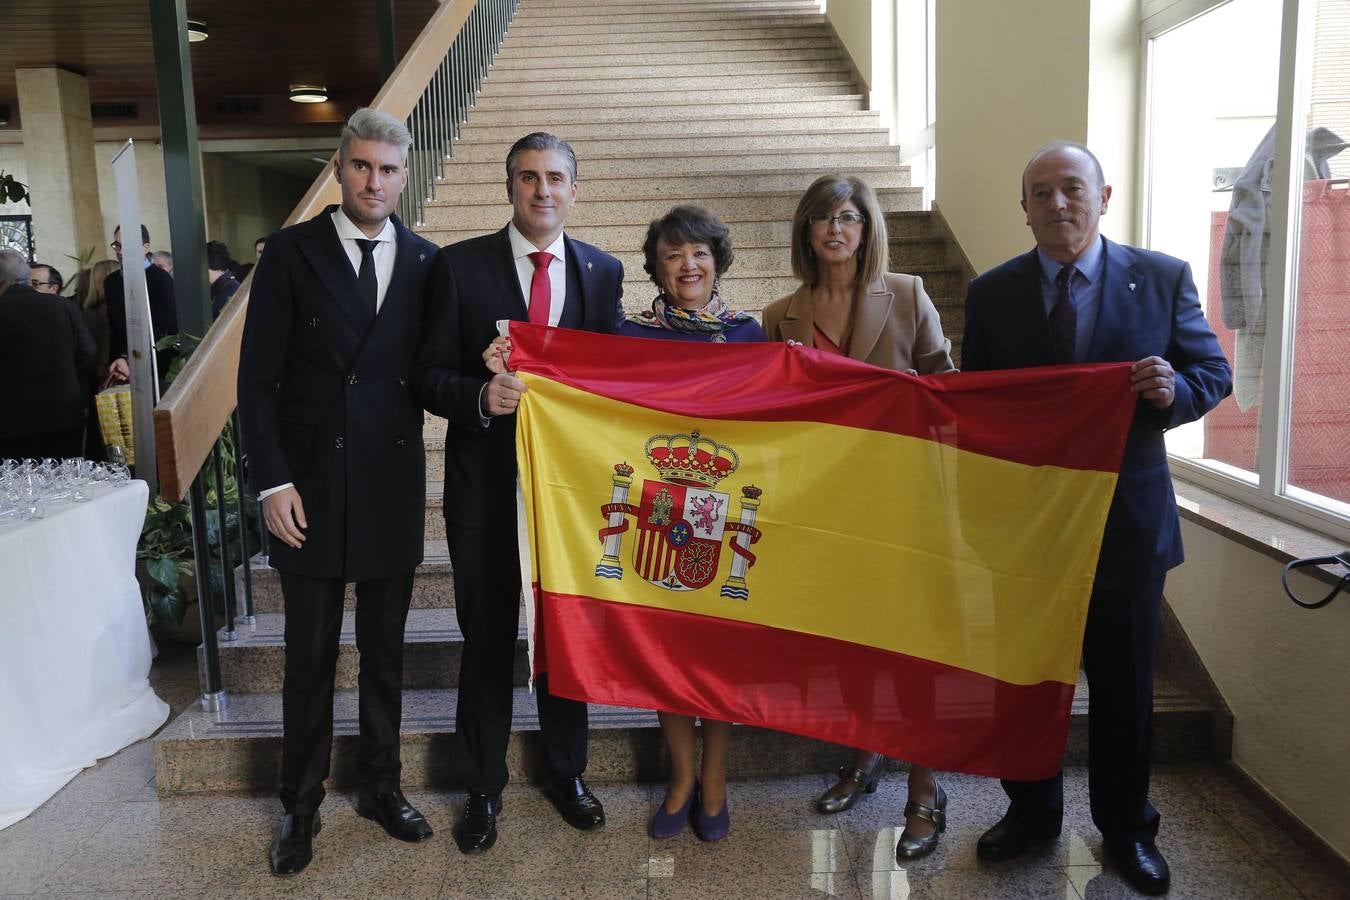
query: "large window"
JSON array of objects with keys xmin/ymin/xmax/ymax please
[{"xmin": 1144, "ymin": 0, "xmax": 1350, "ymax": 538}]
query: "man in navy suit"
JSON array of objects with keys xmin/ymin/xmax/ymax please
[
  {"xmin": 413, "ymin": 132, "xmax": 624, "ymax": 855},
  {"xmin": 962, "ymin": 142, "xmax": 1231, "ymax": 895},
  {"xmin": 238, "ymin": 108, "xmax": 439, "ymax": 876}
]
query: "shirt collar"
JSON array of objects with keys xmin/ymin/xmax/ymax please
[
  {"xmin": 1037, "ymin": 234, "xmax": 1104, "ymax": 285},
  {"xmin": 332, "ymin": 206, "xmax": 396, "ymax": 244},
  {"xmin": 508, "ymin": 221, "xmax": 565, "ymax": 262}
]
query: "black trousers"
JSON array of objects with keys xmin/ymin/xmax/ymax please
[
  {"xmin": 0, "ymin": 427, "xmax": 84, "ymax": 461},
  {"xmin": 447, "ymin": 524, "xmax": 588, "ymax": 796},
  {"xmin": 278, "ymin": 570, "xmax": 415, "ymax": 815},
  {"xmin": 1003, "ymin": 575, "xmax": 1166, "ymax": 844}
]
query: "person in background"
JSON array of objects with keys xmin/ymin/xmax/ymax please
[
  {"xmin": 151, "ymin": 250, "xmax": 173, "ymax": 276},
  {"xmin": 104, "ymin": 224, "xmax": 177, "ymax": 385},
  {"xmin": 30, "ymin": 262, "xmax": 64, "ymax": 295},
  {"xmin": 207, "ymin": 240, "xmax": 241, "ymax": 319},
  {"xmin": 0, "ymin": 250, "xmax": 97, "ymax": 460}
]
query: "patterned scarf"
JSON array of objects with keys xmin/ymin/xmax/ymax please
[{"xmin": 627, "ymin": 290, "xmax": 757, "ymax": 341}]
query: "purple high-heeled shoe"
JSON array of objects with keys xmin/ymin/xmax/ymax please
[
  {"xmin": 650, "ymin": 781, "xmax": 697, "ymax": 839},
  {"xmin": 692, "ymin": 786, "xmax": 731, "ymax": 842}
]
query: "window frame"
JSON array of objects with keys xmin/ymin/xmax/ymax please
[{"xmin": 1139, "ymin": 0, "xmax": 1350, "ymax": 542}]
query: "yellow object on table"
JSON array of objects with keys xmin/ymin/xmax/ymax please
[{"xmin": 95, "ymin": 386, "xmax": 135, "ymax": 466}]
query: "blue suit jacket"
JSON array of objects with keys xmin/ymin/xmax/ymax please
[
  {"xmin": 412, "ymin": 227, "xmax": 625, "ymax": 532},
  {"xmin": 237, "ymin": 206, "xmax": 438, "ymax": 581},
  {"xmin": 961, "ymin": 238, "xmax": 1232, "ymax": 587}
]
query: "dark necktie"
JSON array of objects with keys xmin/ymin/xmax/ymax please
[
  {"xmin": 355, "ymin": 238, "xmax": 378, "ymax": 323},
  {"xmin": 1050, "ymin": 264, "xmax": 1078, "ymax": 363},
  {"xmin": 527, "ymin": 251, "xmax": 554, "ymax": 325}
]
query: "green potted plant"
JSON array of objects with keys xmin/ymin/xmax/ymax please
[{"xmin": 137, "ymin": 332, "xmax": 262, "ymax": 640}]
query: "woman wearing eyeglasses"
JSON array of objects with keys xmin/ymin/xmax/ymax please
[{"xmin": 762, "ymin": 173, "xmax": 956, "ymax": 861}]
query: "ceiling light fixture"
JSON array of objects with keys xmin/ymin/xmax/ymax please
[
  {"xmin": 288, "ymin": 85, "xmax": 329, "ymax": 104},
  {"xmin": 187, "ymin": 19, "xmax": 209, "ymax": 42}
]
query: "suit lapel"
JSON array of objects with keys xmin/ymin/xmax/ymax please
[
  {"xmin": 564, "ymin": 235, "xmax": 587, "ymax": 321},
  {"xmin": 373, "ymin": 215, "xmax": 421, "ymax": 326},
  {"xmin": 1087, "ymin": 239, "xmax": 1138, "ymax": 360},
  {"xmin": 295, "ymin": 207, "xmax": 366, "ymax": 337},
  {"xmin": 775, "ymin": 284, "xmax": 815, "ymax": 345},
  {"xmin": 850, "ymin": 278, "xmax": 894, "ymax": 362},
  {"xmin": 485, "ymin": 227, "xmax": 528, "ymax": 322}
]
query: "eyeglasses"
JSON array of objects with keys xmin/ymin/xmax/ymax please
[
  {"xmin": 809, "ymin": 212, "xmax": 866, "ymax": 228},
  {"xmin": 109, "ymin": 241, "xmax": 122, "ymax": 251},
  {"xmin": 31, "ymin": 280, "xmax": 56, "ymax": 288}
]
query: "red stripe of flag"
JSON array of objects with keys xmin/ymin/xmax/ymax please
[
  {"xmin": 537, "ymin": 589, "xmax": 1074, "ymax": 781},
  {"xmin": 508, "ymin": 323, "xmax": 1134, "ymax": 474}
]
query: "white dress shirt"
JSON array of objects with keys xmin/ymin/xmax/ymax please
[
  {"xmin": 507, "ymin": 222, "xmax": 566, "ymax": 326},
  {"xmin": 331, "ymin": 208, "xmax": 398, "ymax": 312}
]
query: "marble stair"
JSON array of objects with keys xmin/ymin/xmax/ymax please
[{"xmin": 152, "ymin": 0, "xmax": 1218, "ymax": 796}]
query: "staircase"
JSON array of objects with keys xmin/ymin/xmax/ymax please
[{"xmin": 152, "ymin": 0, "xmax": 1219, "ymax": 795}]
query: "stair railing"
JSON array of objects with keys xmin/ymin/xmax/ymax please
[{"xmin": 152, "ymin": 0, "xmax": 519, "ymax": 711}]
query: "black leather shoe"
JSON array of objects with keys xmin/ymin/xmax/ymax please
[
  {"xmin": 975, "ymin": 810, "xmax": 1061, "ymax": 861},
  {"xmin": 355, "ymin": 788, "xmax": 433, "ymax": 843},
  {"xmin": 1109, "ymin": 839, "xmax": 1171, "ymax": 895},
  {"xmin": 546, "ymin": 776, "xmax": 605, "ymax": 831},
  {"xmin": 453, "ymin": 792, "xmax": 500, "ymax": 855},
  {"xmin": 269, "ymin": 812, "xmax": 320, "ymax": 877}
]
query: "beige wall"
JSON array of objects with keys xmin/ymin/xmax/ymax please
[
  {"xmin": 827, "ymin": 0, "xmax": 874, "ymax": 90},
  {"xmin": 201, "ymin": 154, "xmax": 309, "ymax": 266},
  {"xmin": 1166, "ymin": 523, "xmax": 1350, "ymax": 860},
  {"xmin": 934, "ymin": 0, "xmax": 1140, "ymax": 272}
]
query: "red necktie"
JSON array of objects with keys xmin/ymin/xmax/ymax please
[{"xmin": 527, "ymin": 251, "xmax": 554, "ymax": 325}]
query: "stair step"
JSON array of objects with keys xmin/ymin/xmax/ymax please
[
  {"xmin": 494, "ymin": 36, "xmax": 837, "ymax": 60},
  {"xmin": 480, "ymin": 58, "xmax": 851, "ymax": 84},
  {"xmin": 462, "ymin": 95, "xmax": 863, "ymax": 127},
  {"xmin": 419, "ymin": 187, "xmax": 924, "ymax": 231},
  {"xmin": 151, "ymin": 674, "xmax": 1217, "ymax": 795},
  {"xmin": 441, "ymin": 146, "xmax": 903, "ymax": 182},
  {"xmin": 502, "ymin": 22, "xmax": 833, "ymax": 45},
  {"xmin": 239, "ymin": 543, "xmax": 456, "ymax": 614},
  {"xmin": 450, "ymin": 130, "xmax": 890, "ymax": 162},
  {"xmin": 216, "ymin": 609, "xmax": 528, "ymax": 694},
  {"xmin": 513, "ymin": 5, "xmax": 822, "ymax": 27},
  {"xmin": 471, "ymin": 82, "xmax": 857, "ymax": 109},
  {"xmin": 490, "ymin": 49, "xmax": 843, "ymax": 72},
  {"xmin": 456, "ymin": 113, "xmax": 883, "ymax": 144},
  {"xmin": 433, "ymin": 166, "xmax": 904, "ymax": 205}
]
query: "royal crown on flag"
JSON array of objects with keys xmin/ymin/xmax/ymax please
[{"xmin": 644, "ymin": 430, "xmax": 740, "ymax": 488}]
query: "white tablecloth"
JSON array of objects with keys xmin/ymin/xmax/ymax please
[{"xmin": 0, "ymin": 479, "xmax": 169, "ymax": 830}]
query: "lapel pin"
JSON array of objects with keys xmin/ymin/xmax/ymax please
[
  {"xmin": 587, "ymin": 261, "xmax": 593, "ymax": 271},
  {"xmin": 1128, "ymin": 282, "xmax": 1136, "ymax": 292},
  {"xmin": 419, "ymin": 252, "xmax": 426, "ymax": 262}
]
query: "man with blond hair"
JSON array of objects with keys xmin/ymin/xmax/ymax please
[{"xmin": 239, "ymin": 108, "xmax": 440, "ymax": 876}]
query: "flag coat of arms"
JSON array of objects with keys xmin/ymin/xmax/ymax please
[{"xmin": 510, "ymin": 322, "xmax": 1135, "ymax": 781}]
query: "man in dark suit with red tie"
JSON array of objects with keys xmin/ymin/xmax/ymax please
[
  {"xmin": 962, "ymin": 142, "xmax": 1232, "ymax": 895},
  {"xmin": 238, "ymin": 108, "xmax": 439, "ymax": 876},
  {"xmin": 413, "ymin": 132, "xmax": 624, "ymax": 855}
]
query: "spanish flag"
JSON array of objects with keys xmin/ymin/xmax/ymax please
[{"xmin": 511, "ymin": 323, "xmax": 1135, "ymax": 781}]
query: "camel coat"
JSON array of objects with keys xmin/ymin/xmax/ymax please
[{"xmin": 761, "ymin": 272, "xmax": 956, "ymax": 374}]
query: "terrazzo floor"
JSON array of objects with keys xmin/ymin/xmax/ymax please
[{"xmin": 2, "ymin": 643, "xmax": 1346, "ymax": 899}]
